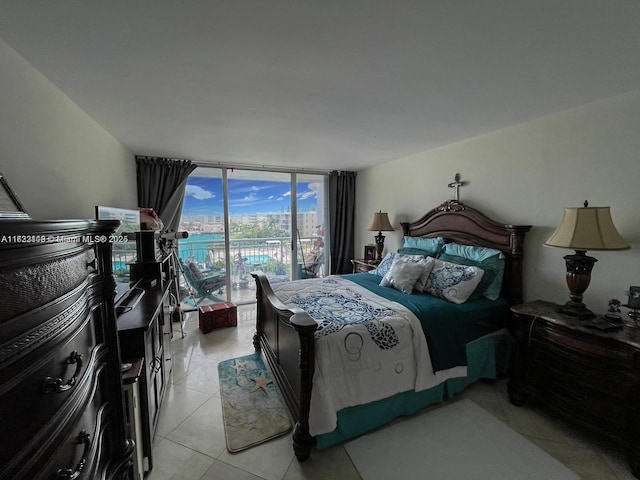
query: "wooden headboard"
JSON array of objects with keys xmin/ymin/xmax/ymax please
[{"xmin": 400, "ymin": 200, "xmax": 532, "ymax": 305}]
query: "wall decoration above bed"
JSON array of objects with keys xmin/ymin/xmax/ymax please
[{"xmin": 251, "ymin": 199, "xmax": 532, "ymax": 461}]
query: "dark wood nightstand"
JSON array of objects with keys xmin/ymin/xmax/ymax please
[
  {"xmin": 351, "ymin": 259, "xmax": 377, "ymax": 273},
  {"xmin": 509, "ymin": 300, "xmax": 640, "ymax": 477}
]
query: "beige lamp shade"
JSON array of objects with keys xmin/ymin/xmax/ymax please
[
  {"xmin": 545, "ymin": 205, "xmax": 629, "ymax": 251},
  {"xmin": 368, "ymin": 211, "xmax": 395, "ymax": 232}
]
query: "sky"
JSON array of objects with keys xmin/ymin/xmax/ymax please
[{"xmin": 182, "ymin": 176, "xmax": 320, "ymax": 216}]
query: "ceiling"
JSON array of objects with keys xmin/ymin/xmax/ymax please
[{"xmin": 1, "ymin": 1, "xmax": 639, "ymax": 171}]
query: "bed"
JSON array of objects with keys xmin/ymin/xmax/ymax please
[{"xmin": 251, "ymin": 199, "xmax": 531, "ymax": 460}]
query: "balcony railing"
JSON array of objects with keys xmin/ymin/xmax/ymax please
[{"xmin": 113, "ymin": 235, "xmax": 324, "ymax": 303}]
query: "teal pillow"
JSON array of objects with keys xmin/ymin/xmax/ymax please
[
  {"xmin": 439, "ymin": 243, "xmax": 505, "ymax": 300},
  {"xmin": 401, "ymin": 236, "xmax": 444, "ymax": 256},
  {"xmin": 397, "ymin": 247, "xmax": 435, "ymax": 257},
  {"xmin": 438, "ymin": 253, "xmax": 497, "ymax": 300}
]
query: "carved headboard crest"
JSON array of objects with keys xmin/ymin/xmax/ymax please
[{"xmin": 437, "ymin": 199, "xmax": 466, "ymax": 213}]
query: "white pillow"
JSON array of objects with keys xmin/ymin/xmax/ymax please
[
  {"xmin": 380, "ymin": 260, "xmax": 429, "ymax": 294},
  {"xmin": 392, "ymin": 253, "xmax": 435, "ymax": 292},
  {"xmin": 413, "ymin": 256, "xmax": 436, "ymax": 293},
  {"xmin": 425, "ymin": 258, "xmax": 485, "ymax": 304}
]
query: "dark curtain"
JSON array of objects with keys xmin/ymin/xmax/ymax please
[
  {"xmin": 328, "ymin": 170, "xmax": 357, "ymax": 274},
  {"xmin": 136, "ymin": 156, "xmax": 197, "ymax": 232}
]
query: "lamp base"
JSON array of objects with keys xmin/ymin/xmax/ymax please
[
  {"xmin": 559, "ymin": 250, "xmax": 597, "ymax": 319},
  {"xmin": 557, "ymin": 301, "xmax": 595, "ymax": 319},
  {"xmin": 374, "ymin": 232, "xmax": 386, "ymax": 262}
]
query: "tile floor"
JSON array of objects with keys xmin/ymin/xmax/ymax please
[{"xmin": 147, "ymin": 305, "xmax": 635, "ymax": 480}]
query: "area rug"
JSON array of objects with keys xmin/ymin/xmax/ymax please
[
  {"xmin": 218, "ymin": 354, "xmax": 292, "ymax": 452},
  {"xmin": 345, "ymin": 399, "xmax": 579, "ymax": 480}
]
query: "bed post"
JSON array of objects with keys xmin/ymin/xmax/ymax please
[
  {"xmin": 505, "ymin": 225, "xmax": 531, "ymax": 305},
  {"xmin": 290, "ymin": 313, "xmax": 317, "ymax": 461},
  {"xmin": 253, "ymin": 277, "xmax": 264, "ymax": 351}
]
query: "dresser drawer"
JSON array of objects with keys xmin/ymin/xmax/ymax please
[
  {"xmin": 40, "ymin": 400, "xmax": 115, "ymax": 480},
  {"xmin": 529, "ymin": 337, "xmax": 638, "ymax": 400},
  {"xmin": 0, "ymin": 359, "xmax": 109, "ymax": 479},
  {"xmin": 0, "ymin": 247, "xmax": 97, "ymax": 327},
  {"xmin": 0, "ymin": 320, "xmax": 107, "ymax": 468},
  {"xmin": 529, "ymin": 367, "xmax": 631, "ymax": 437},
  {"xmin": 531, "ymin": 321, "xmax": 637, "ymax": 369}
]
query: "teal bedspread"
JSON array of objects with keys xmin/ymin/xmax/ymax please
[
  {"xmin": 315, "ymin": 330, "xmax": 512, "ymax": 449},
  {"xmin": 342, "ymin": 273, "xmax": 510, "ymax": 372}
]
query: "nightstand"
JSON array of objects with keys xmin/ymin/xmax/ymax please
[
  {"xmin": 509, "ymin": 300, "xmax": 640, "ymax": 477},
  {"xmin": 351, "ymin": 259, "xmax": 377, "ymax": 273}
]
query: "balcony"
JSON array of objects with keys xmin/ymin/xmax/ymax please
[{"xmin": 113, "ymin": 235, "xmax": 324, "ymax": 305}]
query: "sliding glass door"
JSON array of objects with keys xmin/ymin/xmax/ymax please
[
  {"xmin": 178, "ymin": 168, "xmax": 228, "ymax": 302},
  {"xmin": 178, "ymin": 167, "xmax": 327, "ymax": 305},
  {"xmin": 227, "ymin": 169, "xmax": 292, "ymax": 304}
]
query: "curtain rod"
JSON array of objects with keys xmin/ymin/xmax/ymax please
[{"xmin": 194, "ymin": 160, "xmax": 332, "ymax": 176}]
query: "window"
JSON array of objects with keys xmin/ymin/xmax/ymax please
[{"xmin": 178, "ymin": 167, "xmax": 327, "ymax": 304}]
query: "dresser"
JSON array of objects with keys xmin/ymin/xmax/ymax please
[
  {"xmin": 0, "ymin": 220, "xmax": 133, "ymax": 480},
  {"xmin": 509, "ymin": 300, "xmax": 640, "ymax": 477}
]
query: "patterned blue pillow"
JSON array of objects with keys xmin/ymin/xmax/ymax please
[
  {"xmin": 369, "ymin": 252, "xmax": 396, "ymax": 277},
  {"xmin": 425, "ymin": 259, "xmax": 485, "ymax": 304},
  {"xmin": 369, "ymin": 252, "xmax": 427, "ymax": 278},
  {"xmin": 440, "ymin": 243, "xmax": 504, "ymax": 301}
]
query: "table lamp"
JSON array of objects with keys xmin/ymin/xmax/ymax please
[
  {"xmin": 368, "ymin": 211, "xmax": 395, "ymax": 262},
  {"xmin": 545, "ymin": 201, "xmax": 629, "ymax": 318}
]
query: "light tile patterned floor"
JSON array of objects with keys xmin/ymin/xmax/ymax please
[{"xmin": 147, "ymin": 305, "xmax": 635, "ymax": 480}]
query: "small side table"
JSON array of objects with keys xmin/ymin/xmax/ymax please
[
  {"xmin": 351, "ymin": 259, "xmax": 377, "ymax": 273},
  {"xmin": 509, "ymin": 300, "xmax": 640, "ymax": 478}
]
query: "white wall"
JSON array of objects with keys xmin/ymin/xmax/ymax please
[
  {"xmin": 0, "ymin": 38, "xmax": 137, "ymax": 220},
  {"xmin": 356, "ymin": 89, "xmax": 640, "ymax": 313}
]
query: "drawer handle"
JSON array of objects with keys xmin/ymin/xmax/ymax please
[
  {"xmin": 43, "ymin": 351, "xmax": 83, "ymax": 393},
  {"xmin": 55, "ymin": 430, "xmax": 91, "ymax": 480},
  {"xmin": 86, "ymin": 258, "xmax": 97, "ymax": 270}
]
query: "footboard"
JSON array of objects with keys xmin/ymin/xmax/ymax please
[{"xmin": 251, "ymin": 272, "xmax": 317, "ymax": 460}]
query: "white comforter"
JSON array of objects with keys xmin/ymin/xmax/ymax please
[{"xmin": 271, "ymin": 276, "xmax": 466, "ymax": 436}]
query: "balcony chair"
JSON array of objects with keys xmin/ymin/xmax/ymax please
[
  {"xmin": 297, "ymin": 251, "xmax": 324, "ymax": 279},
  {"xmin": 178, "ymin": 258, "xmax": 226, "ymax": 306}
]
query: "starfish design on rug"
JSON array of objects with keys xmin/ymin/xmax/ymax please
[
  {"xmin": 249, "ymin": 371, "xmax": 272, "ymax": 395},
  {"xmin": 231, "ymin": 360, "xmax": 246, "ymax": 375}
]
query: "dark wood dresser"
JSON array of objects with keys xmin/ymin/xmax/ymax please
[
  {"xmin": 0, "ymin": 220, "xmax": 133, "ymax": 480},
  {"xmin": 509, "ymin": 300, "xmax": 640, "ymax": 477}
]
